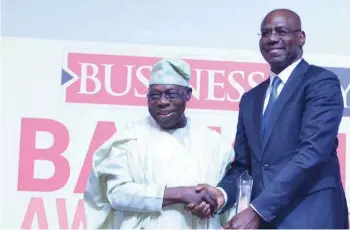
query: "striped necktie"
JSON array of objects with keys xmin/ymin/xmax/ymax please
[{"xmin": 262, "ymin": 76, "xmax": 282, "ymax": 137}]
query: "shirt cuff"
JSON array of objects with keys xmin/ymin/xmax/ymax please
[
  {"xmin": 250, "ymin": 204, "xmax": 267, "ymax": 221},
  {"xmin": 216, "ymin": 187, "xmax": 227, "ymax": 213}
]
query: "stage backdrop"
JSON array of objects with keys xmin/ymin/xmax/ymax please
[{"xmin": 1, "ymin": 37, "xmax": 350, "ymax": 229}]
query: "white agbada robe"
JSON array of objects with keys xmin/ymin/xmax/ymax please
[{"xmin": 84, "ymin": 115, "xmax": 236, "ymax": 229}]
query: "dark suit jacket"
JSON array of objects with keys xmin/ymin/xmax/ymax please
[{"xmin": 218, "ymin": 59, "xmax": 348, "ymax": 228}]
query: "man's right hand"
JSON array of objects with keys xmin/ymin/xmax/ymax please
[
  {"xmin": 185, "ymin": 184, "xmax": 225, "ymax": 219},
  {"xmin": 180, "ymin": 186, "xmax": 218, "ymax": 213},
  {"xmin": 163, "ymin": 186, "xmax": 217, "ymax": 213}
]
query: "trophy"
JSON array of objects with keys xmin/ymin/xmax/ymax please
[{"xmin": 235, "ymin": 170, "xmax": 253, "ymax": 215}]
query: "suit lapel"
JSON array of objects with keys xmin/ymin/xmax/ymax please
[
  {"xmin": 261, "ymin": 60, "xmax": 309, "ymax": 154},
  {"xmin": 252, "ymin": 80, "xmax": 269, "ymax": 157}
]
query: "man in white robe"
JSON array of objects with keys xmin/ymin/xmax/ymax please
[{"xmin": 84, "ymin": 58, "xmax": 235, "ymax": 229}]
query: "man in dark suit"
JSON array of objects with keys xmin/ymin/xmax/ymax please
[{"xmin": 188, "ymin": 8, "xmax": 349, "ymax": 229}]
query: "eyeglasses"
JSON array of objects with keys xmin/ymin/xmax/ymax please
[
  {"xmin": 147, "ymin": 91, "xmax": 184, "ymax": 101},
  {"xmin": 258, "ymin": 28, "xmax": 301, "ymax": 39}
]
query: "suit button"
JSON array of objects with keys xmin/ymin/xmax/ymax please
[{"xmin": 263, "ymin": 164, "xmax": 269, "ymax": 170}]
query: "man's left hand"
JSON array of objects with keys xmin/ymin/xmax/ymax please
[{"xmin": 223, "ymin": 207, "xmax": 260, "ymax": 229}]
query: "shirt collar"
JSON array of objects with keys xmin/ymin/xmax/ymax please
[{"xmin": 270, "ymin": 57, "xmax": 303, "ymax": 84}]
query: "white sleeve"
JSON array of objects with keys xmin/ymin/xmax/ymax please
[
  {"xmin": 100, "ymin": 140, "xmax": 166, "ymax": 213},
  {"xmin": 216, "ymin": 187, "xmax": 228, "ymax": 212}
]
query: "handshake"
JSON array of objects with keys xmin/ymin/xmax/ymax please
[{"xmin": 166, "ymin": 183, "xmax": 225, "ymax": 219}]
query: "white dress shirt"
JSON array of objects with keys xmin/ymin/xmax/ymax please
[
  {"xmin": 262, "ymin": 58, "xmax": 302, "ymax": 113},
  {"xmin": 217, "ymin": 57, "xmax": 303, "ymax": 221}
]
